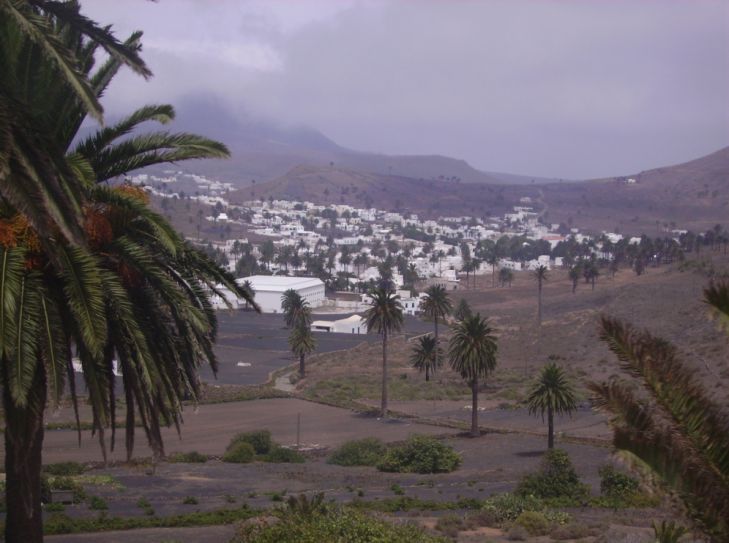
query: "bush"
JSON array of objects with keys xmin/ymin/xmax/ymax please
[
  {"xmin": 41, "ymin": 476, "xmax": 87, "ymax": 504},
  {"xmin": 167, "ymin": 451, "xmax": 208, "ymax": 463},
  {"xmin": 231, "ymin": 507, "xmax": 446, "ymax": 543},
  {"xmin": 228, "ymin": 430, "xmax": 273, "ymax": 455},
  {"xmin": 262, "ymin": 446, "xmax": 305, "ymax": 464},
  {"xmin": 513, "ymin": 511, "xmax": 550, "ymax": 536},
  {"xmin": 599, "ymin": 465, "xmax": 639, "ymax": 499},
  {"xmin": 43, "ymin": 462, "xmax": 85, "ymax": 477},
  {"xmin": 377, "ymin": 435, "xmax": 461, "ymax": 474},
  {"xmin": 88, "ymin": 496, "xmax": 108, "ymax": 511},
  {"xmin": 515, "ymin": 449, "xmax": 589, "ymax": 502},
  {"xmin": 182, "ymin": 496, "xmax": 199, "ymax": 505},
  {"xmin": 479, "ymin": 493, "xmax": 571, "ymax": 526},
  {"xmin": 550, "ymin": 522, "xmax": 592, "ymax": 540},
  {"xmin": 223, "ymin": 442, "xmax": 256, "ymax": 464},
  {"xmin": 328, "ymin": 438, "xmax": 386, "ymax": 467}
]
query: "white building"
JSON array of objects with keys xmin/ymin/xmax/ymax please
[
  {"xmin": 311, "ymin": 314, "xmax": 366, "ymax": 334},
  {"xmin": 237, "ymin": 276, "xmax": 325, "ymax": 314}
]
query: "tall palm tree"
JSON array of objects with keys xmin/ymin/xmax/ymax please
[
  {"xmin": 590, "ymin": 304, "xmax": 729, "ymax": 541},
  {"xmin": 289, "ymin": 322, "xmax": 316, "ymax": 378},
  {"xmin": 533, "ymin": 264, "xmax": 548, "ymax": 326},
  {"xmin": 421, "ymin": 285, "xmax": 452, "ymax": 370},
  {"xmin": 410, "ymin": 334, "xmax": 441, "ymax": 382},
  {"xmin": 526, "ymin": 362, "xmax": 577, "ymax": 449},
  {"xmin": 568, "ymin": 265, "xmax": 581, "ymax": 294},
  {"xmin": 448, "ymin": 314, "xmax": 497, "ymax": 437},
  {"xmin": 0, "ymin": 10, "xmax": 255, "ymax": 541},
  {"xmin": 363, "ymin": 287, "xmax": 404, "ymax": 418}
]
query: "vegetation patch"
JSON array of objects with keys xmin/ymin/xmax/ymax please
[
  {"xmin": 514, "ymin": 449, "xmax": 589, "ymax": 503},
  {"xmin": 223, "ymin": 430, "xmax": 306, "ymax": 464},
  {"xmin": 377, "ymin": 435, "xmax": 461, "ymax": 474},
  {"xmin": 328, "ymin": 437, "xmax": 386, "ymax": 467},
  {"xmin": 167, "ymin": 451, "xmax": 208, "ymax": 463},
  {"xmin": 231, "ymin": 507, "xmax": 446, "ymax": 543},
  {"xmin": 42, "ymin": 462, "xmax": 86, "ymax": 477},
  {"xmin": 39, "ymin": 506, "xmax": 258, "ymax": 535}
]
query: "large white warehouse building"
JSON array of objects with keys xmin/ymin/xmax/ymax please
[{"xmin": 237, "ymin": 276, "xmax": 326, "ymax": 314}]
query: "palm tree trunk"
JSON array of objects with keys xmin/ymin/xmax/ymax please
[
  {"xmin": 547, "ymin": 405, "xmax": 554, "ymax": 449},
  {"xmin": 434, "ymin": 317, "xmax": 439, "ymax": 369},
  {"xmin": 299, "ymin": 353, "xmax": 305, "ymax": 378},
  {"xmin": 3, "ymin": 360, "xmax": 46, "ymax": 543},
  {"xmin": 381, "ymin": 329, "xmax": 388, "ymax": 418},
  {"xmin": 470, "ymin": 379, "xmax": 479, "ymax": 437},
  {"xmin": 425, "ymin": 366, "xmax": 430, "ymax": 382},
  {"xmin": 537, "ymin": 281, "xmax": 543, "ymax": 325}
]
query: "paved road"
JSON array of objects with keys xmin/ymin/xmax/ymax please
[{"xmin": 200, "ymin": 311, "xmax": 431, "ymax": 385}]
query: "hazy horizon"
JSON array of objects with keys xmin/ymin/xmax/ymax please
[{"xmin": 85, "ymin": 0, "xmax": 729, "ymax": 180}]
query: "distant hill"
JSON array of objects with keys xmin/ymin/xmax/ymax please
[
  {"xmin": 160, "ymin": 96, "xmax": 557, "ymax": 186},
  {"xmin": 230, "ymin": 164, "xmax": 537, "ymax": 218},
  {"xmin": 540, "ymin": 145, "xmax": 729, "ymax": 234}
]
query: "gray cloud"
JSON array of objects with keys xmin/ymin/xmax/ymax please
[{"xmin": 84, "ymin": 0, "xmax": 729, "ymax": 179}]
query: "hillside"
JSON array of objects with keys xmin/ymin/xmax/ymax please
[
  {"xmin": 154, "ymin": 96, "xmax": 556, "ymax": 186},
  {"xmin": 540, "ymin": 145, "xmax": 729, "ymax": 234},
  {"xmin": 230, "ymin": 164, "xmax": 537, "ymax": 218}
]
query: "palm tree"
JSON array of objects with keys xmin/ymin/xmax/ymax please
[
  {"xmin": 454, "ymin": 298, "xmax": 472, "ymax": 321},
  {"xmin": 533, "ymin": 265, "xmax": 548, "ymax": 326},
  {"xmin": 526, "ymin": 362, "xmax": 578, "ymax": 449},
  {"xmin": 0, "ymin": 0, "xmax": 150, "ymax": 245},
  {"xmin": 448, "ymin": 314, "xmax": 498, "ymax": 437},
  {"xmin": 410, "ymin": 334, "xmax": 441, "ymax": 381},
  {"xmin": 363, "ymin": 287, "xmax": 404, "ymax": 418},
  {"xmin": 421, "ymin": 285, "xmax": 452, "ymax": 370},
  {"xmin": 1, "ymin": 11, "xmax": 255, "ymax": 541},
  {"xmin": 590, "ymin": 300, "xmax": 729, "ymax": 541},
  {"xmin": 289, "ymin": 322, "xmax": 316, "ymax": 378},
  {"xmin": 568, "ymin": 265, "xmax": 581, "ymax": 294},
  {"xmin": 281, "ymin": 289, "xmax": 311, "ymax": 328}
]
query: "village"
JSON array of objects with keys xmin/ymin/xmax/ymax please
[{"xmin": 129, "ymin": 170, "xmax": 687, "ymax": 321}]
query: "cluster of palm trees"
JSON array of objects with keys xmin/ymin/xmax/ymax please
[{"xmin": 1, "ymin": 4, "xmax": 256, "ymax": 541}]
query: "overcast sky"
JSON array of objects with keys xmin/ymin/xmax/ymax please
[{"xmin": 84, "ymin": 0, "xmax": 729, "ymax": 179}]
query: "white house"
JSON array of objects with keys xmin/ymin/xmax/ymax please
[
  {"xmin": 237, "ymin": 276, "xmax": 325, "ymax": 313},
  {"xmin": 311, "ymin": 314, "xmax": 366, "ymax": 334}
]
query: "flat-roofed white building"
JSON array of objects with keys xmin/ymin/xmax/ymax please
[
  {"xmin": 311, "ymin": 314, "xmax": 366, "ymax": 334},
  {"xmin": 237, "ymin": 276, "xmax": 325, "ymax": 313}
]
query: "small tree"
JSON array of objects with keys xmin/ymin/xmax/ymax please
[
  {"xmin": 453, "ymin": 298, "xmax": 472, "ymax": 321},
  {"xmin": 526, "ymin": 362, "xmax": 578, "ymax": 449},
  {"xmin": 289, "ymin": 323, "xmax": 316, "ymax": 378},
  {"xmin": 410, "ymin": 334, "xmax": 442, "ymax": 382}
]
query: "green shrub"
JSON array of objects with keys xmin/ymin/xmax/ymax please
[
  {"xmin": 136, "ymin": 498, "xmax": 151, "ymax": 509},
  {"xmin": 513, "ymin": 511, "xmax": 550, "ymax": 536},
  {"xmin": 223, "ymin": 442, "xmax": 256, "ymax": 464},
  {"xmin": 44, "ymin": 503, "xmax": 65, "ymax": 513},
  {"xmin": 328, "ymin": 438, "xmax": 386, "ymax": 466},
  {"xmin": 377, "ymin": 435, "xmax": 461, "ymax": 474},
  {"xmin": 88, "ymin": 496, "xmax": 108, "ymax": 511},
  {"xmin": 515, "ymin": 449, "xmax": 589, "ymax": 502},
  {"xmin": 182, "ymin": 496, "xmax": 199, "ymax": 505},
  {"xmin": 167, "ymin": 451, "xmax": 208, "ymax": 463},
  {"xmin": 479, "ymin": 493, "xmax": 570, "ymax": 526},
  {"xmin": 390, "ymin": 483, "xmax": 405, "ymax": 496},
  {"xmin": 228, "ymin": 430, "xmax": 272, "ymax": 455},
  {"xmin": 262, "ymin": 446, "xmax": 305, "ymax": 464},
  {"xmin": 231, "ymin": 507, "xmax": 446, "ymax": 543},
  {"xmin": 598, "ymin": 465, "xmax": 639, "ymax": 498},
  {"xmin": 43, "ymin": 462, "xmax": 85, "ymax": 477}
]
